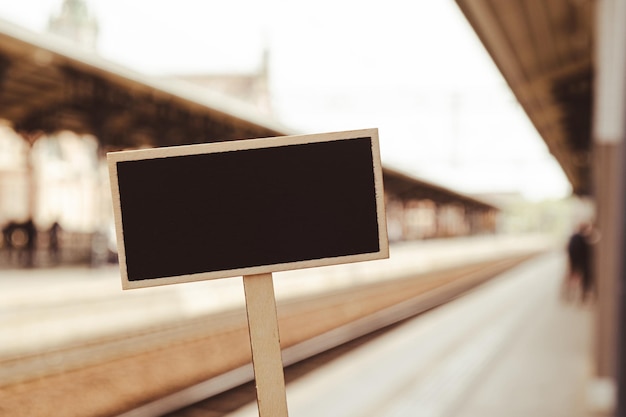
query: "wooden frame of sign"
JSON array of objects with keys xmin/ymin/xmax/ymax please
[{"xmin": 108, "ymin": 128, "xmax": 389, "ymax": 417}]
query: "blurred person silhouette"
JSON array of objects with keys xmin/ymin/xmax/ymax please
[
  {"xmin": 564, "ymin": 222, "xmax": 594, "ymax": 303},
  {"xmin": 1, "ymin": 221, "xmax": 13, "ymax": 263},
  {"xmin": 22, "ymin": 218, "xmax": 37, "ymax": 268},
  {"xmin": 49, "ymin": 221, "xmax": 62, "ymax": 265}
]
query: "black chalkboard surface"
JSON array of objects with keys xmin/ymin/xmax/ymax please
[{"xmin": 108, "ymin": 129, "xmax": 388, "ymax": 289}]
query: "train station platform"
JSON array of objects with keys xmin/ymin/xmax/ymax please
[
  {"xmin": 0, "ymin": 234, "xmax": 555, "ymax": 359},
  {"xmin": 224, "ymin": 251, "xmax": 598, "ymax": 417},
  {"xmin": 4, "ymin": 233, "xmax": 603, "ymax": 417}
]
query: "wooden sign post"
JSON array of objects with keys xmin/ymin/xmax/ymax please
[
  {"xmin": 243, "ymin": 273, "xmax": 289, "ymax": 416},
  {"xmin": 108, "ymin": 128, "xmax": 389, "ymax": 417}
]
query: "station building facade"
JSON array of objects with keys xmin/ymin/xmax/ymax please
[{"xmin": 0, "ymin": 0, "xmax": 500, "ymax": 267}]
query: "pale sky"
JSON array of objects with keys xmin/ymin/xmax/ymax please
[{"xmin": 0, "ymin": 0, "xmax": 572, "ymax": 200}]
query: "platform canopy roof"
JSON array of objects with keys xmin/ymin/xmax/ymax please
[
  {"xmin": 455, "ymin": 0, "xmax": 593, "ymax": 196},
  {"xmin": 0, "ymin": 18, "xmax": 294, "ymax": 150},
  {"xmin": 383, "ymin": 166, "xmax": 498, "ymax": 211},
  {"xmin": 0, "ymin": 17, "xmax": 497, "ymax": 212}
]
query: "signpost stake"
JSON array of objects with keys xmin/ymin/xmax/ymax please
[
  {"xmin": 243, "ymin": 273, "xmax": 289, "ymax": 417},
  {"xmin": 107, "ymin": 129, "xmax": 387, "ymax": 417}
]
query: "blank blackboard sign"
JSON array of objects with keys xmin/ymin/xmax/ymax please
[{"xmin": 108, "ymin": 128, "xmax": 388, "ymax": 289}]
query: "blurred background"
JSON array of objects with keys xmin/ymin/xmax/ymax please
[
  {"xmin": 0, "ymin": 0, "xmax": 583, "ymax": 260},
  {"xmin": 0, "ymin": 1, "xmax": 622, "ymax": 417}
]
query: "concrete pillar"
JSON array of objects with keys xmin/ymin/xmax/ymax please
[
  {"xmin": 593, "ymin": 144, "xmax": 622, "ymax": 377},
  {"xmin": 592, "ymin": 0, "xmax": 626, "ymax": 412}
]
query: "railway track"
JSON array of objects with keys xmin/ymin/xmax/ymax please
[
  {"xmin": 163, "ymin": 318, "xmax": 403, "ymax": 417},
  {"xmin": 0, "ymin": 253, "xmax": 539, "ymax": 417}
]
